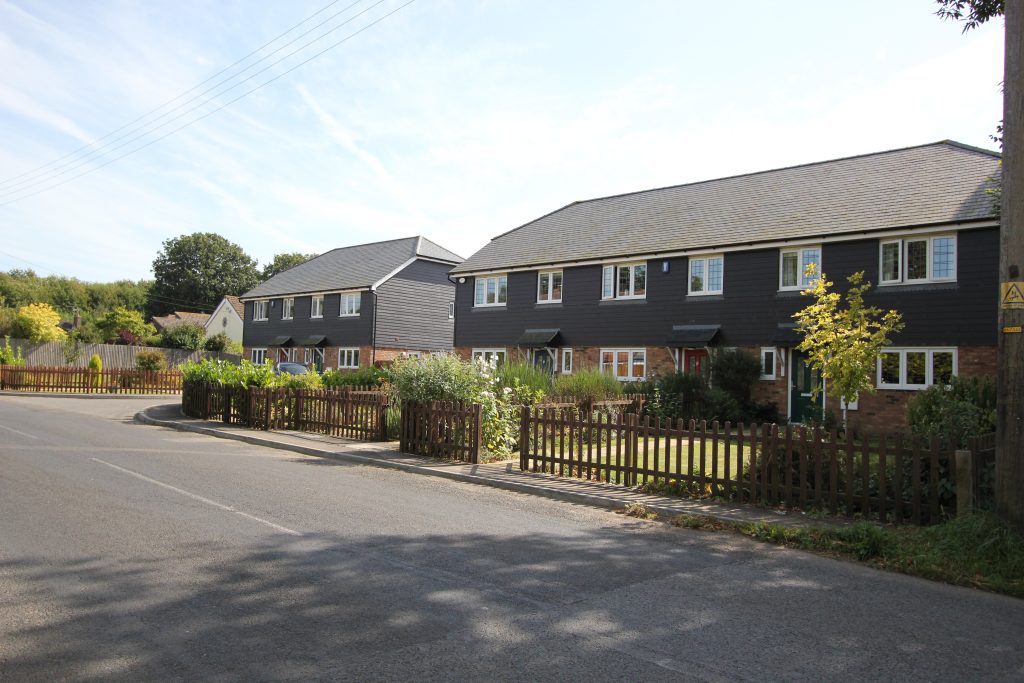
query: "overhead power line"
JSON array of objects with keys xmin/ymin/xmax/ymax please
[
  {"xmin": 0, "ymin": 0, "xmax": 394, "ymax": 201},
  {"xmin": 0, "ymin": 0, "xmax": 371, "ymax": 196},
  {"xmin": 0, "ymin": 0, "xmax": 416, "ymax": 207},
  {"xmin": 0, "ymin": 0, "xmax": 353, "ymax": 189}
]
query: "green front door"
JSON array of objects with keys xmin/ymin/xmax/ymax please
[{"xmin": 790, "ymin": 350, "xmax": 822, "ymax": 423}]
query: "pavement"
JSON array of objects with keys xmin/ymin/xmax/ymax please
[{"xmin": 136, "ymin": 401, "xmax": 833, "ymax": 529}]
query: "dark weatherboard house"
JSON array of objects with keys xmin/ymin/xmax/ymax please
[
  {"xmin": 241, "ymin": 236, "xmax": 462, "ymax": 371},
  {"xmin": 450, "ymin": 141, "xmax": 1001, "ymax": 433}
]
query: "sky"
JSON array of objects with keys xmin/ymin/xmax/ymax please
[{"xmin": 0, "ymin": 0, "xmax": 1006, "ymax": 286}]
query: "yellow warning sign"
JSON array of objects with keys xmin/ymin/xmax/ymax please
[{"xmin": 1001, "ymin": 282, "xmax": 1024, "ymax": 309}]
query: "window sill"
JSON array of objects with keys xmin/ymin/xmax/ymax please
[
  {"xmin": 877, "ymin": 384, "xmax": 929, "ymax": 391},
  {"xmin": 687, "ymin": 293, "xmax": 724, "ymax": 300},
  {"xmin": 877, "ymin": 280, "xmax": 957, "ymax": 287},
  {"xmin": 599, "ymin": 298, "xmax": 646, "ymax": 305},
  {"xmin": 536, "ymin": 300, "xmax": 562, "ymax": 305},
  {"xmin": 472, "ymin": 305, "xmax": 507, "ymax": 310},
  {"xmin": 338, "ymin": 314, "xmax": 360, "ymax": 318}
]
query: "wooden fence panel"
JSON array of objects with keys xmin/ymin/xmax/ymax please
[
  {"xmin": 399, "ymin": 400, "xmax": 482, "ymax": 463},
  {"xmin": 518, "ymin": 408, "xmax": 963, "ymax": 525},
  {"xmin": 1, "ymin": 365, "xmax": 182, "ymax": 394}
]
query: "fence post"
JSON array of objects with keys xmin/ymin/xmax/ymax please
[
  {"xmin": 625, "ymin": 413, "xmax": 638, "ymax": 487},
  {"xmin": 955, "ymin": 449, "xmax": 973, "ymax": 516},
  {"xmin": 519, "ymin": 405, "xmax": 530, "ymax": 471},
  {"xmin": 222, "ymin": 385, "xmax": 231, "ymax": 424},
  {"xmin": 471, "ymin": 403, "xmax": 483, "ymax": 464},
  {"xmin": 377, "ymin": 395, "xmax": 388, "ymax": 442}
]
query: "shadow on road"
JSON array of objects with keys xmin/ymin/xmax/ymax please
[{"xmin": 1, "ymin": 525, "xmax": 1021, "ymax": 681}]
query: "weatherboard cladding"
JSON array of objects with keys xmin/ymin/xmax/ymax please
[
  {"xmin": 450, "ymin": 141, "xmax": 1000, "ymax": 274},
  {"xmin": 242, "ymin": 236, "xmax": 462, "ymax": 299},
  {"xmin": 373, "ymin": 260, "xmax": 456, "ymax": 351},
  {"xmin": 453, "ymin": 227, "xmax": 999, "ymax": 349},
  {"xmin": 243, "ymin": 291, "xmax": 374, "ymax": 349}
]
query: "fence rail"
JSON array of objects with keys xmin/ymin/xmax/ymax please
[
  {"xmin": 182, "ymin": 382, "xmax": 389, "ymax": 441},
  {"xmin": 520, "ymin": 407, "xmax": 985, "ymax": 525},
  {"xmin": 399, "ymin": 400, "xmax": 483, "ymax": 464},
  {"xmin": 1, "ymin": 364, "xmax": 182, "ymax": 394}
]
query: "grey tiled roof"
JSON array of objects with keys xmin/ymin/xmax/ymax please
[
  {"xmin": 242, "ymin": 236, "xmax": 463, "ymax": 299},
  {"xmin": 451, "ymin": 141, "xmax": 1000, "ymax": 274}
]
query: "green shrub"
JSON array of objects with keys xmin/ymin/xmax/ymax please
[
  {"xmin": 160, "ymin": 322, "xmax": 206, "ymax": 350},
  {"xmin": 494, "ymin": 360, "xmax": 552, "ymax": 395},
  {"xmin": 552, "ymin": 368, "xmax": 622, "ymax": 403},
  {"xmin": 710, "ymin": 348, "xmax": 761, "ymax": 404},
  {"xmin": 88, "ymin": 354, "xmax": 102, "ymax": 373},
  {"xmin": 276, "ymin": 369, "xmax": 323, "ymax": 390},
  {"xmin": 136, "ymin": 350, "xmax": 167, "ymax": 372},
  {"xmin": 322, "ymin": 366, "xmax": 385, "ymax": 388},
  {"xmin": 908, "ymin": 375, "xmax": 996, "ymax": 448},
  {"xmin": 179, "ymin": 358, "xmax": 275, "ymax": 388},
  {"xmin": 0, "ymin": 336, "xmax": 25, "ymax": 366},
  {"xmin": 204, "ymin": 332, "xmax": 242, "ymax": 354}
]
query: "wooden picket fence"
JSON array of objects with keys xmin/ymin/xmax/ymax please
[
  {"xmin": 519, "ymin": 407, "xmax": 988, "ymax": 525},
  {"xmin": 181, "ymin": 382, "xmax": 389, "ymax": 441},
  {"xmin": 0, "ymin": 364, "xmax": 182, "ymax": 394},
  {"xmin": 399, "ymin": 400, "xmax": 483, "ymax": 463}
]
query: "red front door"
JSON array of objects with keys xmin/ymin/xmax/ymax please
[{"xmin": 682, "ymin": 349, "xmax": 709, "ymax": 376}]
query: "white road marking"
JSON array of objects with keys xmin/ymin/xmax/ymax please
[
  {"xmin": 0, "ymin": 423, "xmax": 39, "ymax": 440},
  {"xmin": 89, "ymin": 458, "xmax": 302, "ymax": 536}
]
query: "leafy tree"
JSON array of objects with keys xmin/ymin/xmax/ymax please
[
  {"xmin": 160, "ymin": 321, "xmax": 207, "ymax": 350},
  {"xmin": 14, "ymin": 303, "xmax": 66, "ymax": 342},
  {"xmin": 262, "ymin": 252, "xmax": 316, "ymax": 280},
  {"xmin": 62, "ymin": 334, "xmax": 84, "ymax": 365},
  {"xmin": 793, "ymin": 266, "xmax": 904, "ymax": 427},
  {"xmin": 98, "ymin": 306, "xmax": 154, "ymax": 344},
  {"xmin": 135, "ymin": 350, "xmax": 168, "ymax": 372},
  {"xmin": 149, "ymin": 233, "xmax": 259, "ymax": 316},
  {"xmin": 203, "ymin": 332, "xmax": 242, "ymax": 354},
  {"xmin": 936, "ymin": 0, "xmax": 1003, "ymax": 31}
]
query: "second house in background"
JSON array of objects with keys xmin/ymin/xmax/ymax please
[{"xmin": 240, "ymin": 236, "xmax": 462, "ymax": 371}]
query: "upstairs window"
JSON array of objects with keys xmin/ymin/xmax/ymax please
[
  {"xmin": 339, "ymin": 293, "xmax": 361, "ymax": 317},
  {"xmin": 475, "ymin": 275, "xmax": 508, "ymax": 307},
  {"xmin": 282, "ymin": 298, "xmax": 294, "ymax": 320},
  {"xmin": 780, "ymin": 247, "xmax": 821, "ymax": 290},
  {"xmin": 311, "ymin": 295, "xmax": 324, "ymax": 319},
  {"xmin": 602, "ymin": 263, "xmax": 646, "ymax": 299},
  {"xmin": 537, "ymin": 270, "xmax": 563, "ymax": 303},
  {"xmin": 688, "ymin": 255, "xmax": 724, "ymax": 295},
  {"xmin": 880, "ymin": 235, "xmax": 956, "ymax": 285},
  {"xmin": 448, "ymin": 302, "xmax": 455, "ymax": 319},
  {"xmin": 253, "ymin": 300, "xmax": 269, "ymax": 321}
]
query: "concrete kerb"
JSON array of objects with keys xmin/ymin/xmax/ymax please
[{"xmin": 134, "ymin": 405, "xmax": 826, "ymax": 529}]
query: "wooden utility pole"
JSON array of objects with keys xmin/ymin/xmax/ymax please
[{"xmin": 998, "ymin": 0, "xmax": 1024, "ymax": 531}]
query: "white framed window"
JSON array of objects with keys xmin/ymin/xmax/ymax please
[
  {"xmin": 602, "ymin": 263, "xmax": 647, "ymax": 300},
  {"xmin": 474, "ymin": 275, "xmax": 508, "ymax": 307},
  {"xmin": 251, "ymin": 348, "xmax": 267, "ymax": 364},
  {"xmin": 537, "ymin": 270, "xmax": 563, "ymax": 303},
  {"xmin": 600, "ymin": 348, "xmax": 646, "ymax": 381},
  {"xmin": 780, "ymin": 246, "xmax": 821, "ymax": 290},
  {"xmin": 448, "ymin": 302, "xmax": 455, "ymax": 319},
  {"xmin": 760, "ymin": 347, "xmax": 776, "ymax": 380},
  {"xmin": 282, "ymin": 298, "xmax": 294, "ymax": 320},
  {"xmin": 338, "ymin": 348, "xmax": 360, "ymax": 369},
  {"xmin": 561, "ymin": 348, "xmax": 573, "ymax": 374},
  {"xmin": 311, "ymin": 295, "xmax": 324, "ymax": 318},
  {"xmin": 253, "ymin": 300, "xmax": 269, "ymax": 321},
  {"xmin": 472, "ymin": 348, "xmax": 507, "ymax": 365},
  {"xmin": 879, "ymin": 235, "xmax": 956, "ymax": 285},
  {"xmin": 339, "ymin": 293, "xmax": 360, "ymax": 317},
  {"xmin": 688, "ymin": 255, "xmax": 724, "ymax": 295},
  {"xmin": 878, "ymin": 348, "xmax": 957, "ymax": 390},
  {"xmin": 275, "ymin": 348, "xmax": 295, "ymax": 363},
  {"xmin": 405, "ymin": 351, "xmax": 422, "ymax": 359}
]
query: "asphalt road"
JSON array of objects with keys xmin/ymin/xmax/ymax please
[{"xmin": 0, "ymin": 396, "xmax": 1022, "ymax": 682}]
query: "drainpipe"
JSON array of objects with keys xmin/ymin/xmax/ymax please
[{"xmin": 370, "ymin": 290, "xmax": 378, "ymax": 366}]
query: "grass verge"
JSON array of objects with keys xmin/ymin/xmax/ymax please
[{"xmin": 662, "ymin": 511, "xmax": 1024, "ymax": 599}]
